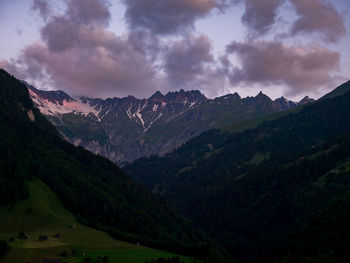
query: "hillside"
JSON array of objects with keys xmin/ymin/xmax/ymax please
[
  {"xmin": 0, "ymin": 69, "xmax": 229, "ymax": 262},
  {"xmin": 321, "ymin": 80, "xmax": 350, "ymax": 100},
  {"xmin": 0, "ymin": 179, "xmax": 200, "ymax": 263},
  {"xmin": 126, "ymin": 82, "xmax": 350, "ymax": 262},
  {"xmin": 28, "ymin": 84, "xmax": 313, "ymax": 165}
]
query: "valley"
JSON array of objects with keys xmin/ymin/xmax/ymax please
[{"xmin": 0, "ymin": 179, "xmax": 199, "ymax": 263}]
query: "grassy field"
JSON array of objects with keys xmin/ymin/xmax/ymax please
[{"xmin": 0, "ymin": 180, "xmax": 200, "ymax": 263}]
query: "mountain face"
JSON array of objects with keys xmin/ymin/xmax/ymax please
[
  {"xmin": 126, "ymin": 82, "xmax": 350, "ymax": 263},
  {"xmin": 28, "ymin": 85, "xmax": 313, "ymax": 164}
]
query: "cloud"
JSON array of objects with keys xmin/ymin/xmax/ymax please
[
  {"xmin": 163, "ymin": 34, "xmax": 215, "ymax": 89},
  {"xmin": 225, "ymin": 40, "xmax": 340, "ymax": 96},
  {"xmin": 40, "ymin": 0, "xmax": 111, "ymax": 52},
  {"xmin": 2, "ymin": 0, "xmax": 346, "ymax": 99},
  {"xmin": 41, "ymin": 17, "xmax": 81, "ymax": 52},
  {"xmin": 122, "ymin": 0, "xmax": 288, "ymax": 37},
  {"xmin": 123, "ymin": 0, "xmax": 220, "ymax": 35},
  {"xmin": 290, "ymin": 0, "xmax": 346, "ymax": 42},
  {"xmin": 241, "ymin": 0, "xmax": 285, "ymax": 35},
  {"xmin": 63, "ymin": 0, "xmax": 111, "ymax": 25},
  {"xmin": 1, "ymin": 0, "xmax": 159, "ymax": 98},
  {"xmin": 31, "ymin": 0, "xmax": 51, "ymax": 20},
  {"xmin": 20, "ymin": 41, "xmax": 156, "ymax": 98},
  {"xmin": 127, "ymin": 30, "xmax": 162, "ymax": 63}
]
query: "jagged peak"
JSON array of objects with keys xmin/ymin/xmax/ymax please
[
  {"xmin": 149, "ymin": 91, "xmax": 166, "ymax": 104},
  {"xmin": 150, "ymin": 91, "xmax": 163, "ymax": 97},
  {"xmin": 27, "ymin": 84, "xmax": 75, "ymax": 105},
  {"xmin": 164, "ymin": 89, "xmax": 204, "ymax": 96},
  {"xmin": 274, "ymin": 96, "xmax": 289, "ymax": 103},
  {"xmin": 164, "ymin": 89, "xmax": 207, "ymax": 103},
  {"xmin": 231, "ymin": 92, "xmax": 241, "ymax": 99},
  {"xmin": 298, "ymin": 96, "xmax": 315, "ymax": 105},
  {"xmin": 256, "ymin": 91, "xmax": 266, "ymax": 97},
  {"xmin": 254, "ymin": 91, "xmax": 272, "ymax": 102},
  {"xmin": 219, "ymin": 92, "xmax": 241, "ymax": 101},
  {"xmin": 126, "ymin": 95, "xmax": 136, "ymax": 99}
]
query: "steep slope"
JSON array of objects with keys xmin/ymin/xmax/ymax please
[
  {"xmin": 0, "ymin": 69, "xmax": 226, "ymax": 262},
  {"xmin": 321, "ymin": 80, "xmax": 350, "ymax": 99},
  {"xmin": 28, "ymin": 85, "xmax": 313, "ymax": 164},
  {"xmin": 126, "ymin": 82, "xmax": 350, "ymax": 263},
  {"xmin": 0, "ymin": 179, "xmax": 200, "ymax": 263}
]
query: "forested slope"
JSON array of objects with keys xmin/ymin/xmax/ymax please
[{"xmin": 127, "ymin": 82, "xmax": 350, "ymax": 262}]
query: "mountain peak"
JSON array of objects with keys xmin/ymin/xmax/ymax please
[
  {"xmin": 256, "ymin": 91, "xmax": 267, "ymax": 98},
  {"xmin": 164, "ymin": 89, "xmax": 208, "ymax": 103},
  {"xmin": 280, "ymin": 96, "xmax": 287, "ymax": 101},
  {"xmin": 254, "ymin": 91, "xmax": 272, "ymax": 102},
  {"xmin": 233, "ymin": 92, "xmax": 241, "ymax": 98},
  {"xmin": 27, "ymin": 84, "xmax": 75, "ymax": 106},
  {"xmin": 149, "ymin": 91, "xmax": 165, "ymax": 103},
  {"xmin": 151, "ymin": 91, "xmax": 163, "ymax": 97},
  {"xmin": 298, "ymin": 96, "xmax": 315, "ymax": 105},
  {"xmin": 274, "ymin": 96, "xmax": 290, "ymax": 103}
]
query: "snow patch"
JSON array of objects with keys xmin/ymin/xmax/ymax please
[
  {"xmin": 152, "ymin": 104, "xmax": 159, "ymax": 112},
  {"xmin": 135, "ymin": 104, "xmax": 145, "ymax": 129},
  {"xmin": 126, "ymin": 105, "xmax": 133, "ymax": 119},
  {"xmin": 141, "ymin": 101, "xmax": 148, "ymax": 111},
  {"xmin": 29, "ymin": 89, "xmax": 102, "ymax": 121}
]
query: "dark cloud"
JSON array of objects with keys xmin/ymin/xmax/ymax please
[
  {"xmin": 123, "ymin": 0, "xmax": 219, "ymax": 35},
  {"xmin": 128, "ymin": 30, "xmax": 162, "ymax": 62},
  {"xmin": 40, "ymin": 0, "xmax": 111, "ymax": 52},
  {"xmin": 241, "ymin": 0, "xmax": 284, "ymax": 35},
  {"xmin": 122, "ymin": 0, "xmax": 289, "ymax": 36},
  {"xmin": 64, "ymin": 0, "xmax": 111, "ymax": 25},
  {"xmin": 163, "ymin": 35, "xmax": 214, "ymax": 88},
  {"xmin": 226, "ymin": 40, "xmax": 340, "ymax": 96},
  {"xmin": 290, "ymin": 0, "xmax": 346, "ymax": 42},
  {"xmin": 31, "ymin": 0, "xmax": 51, "ymax": 20},
  {"xmin": 41, "ymin": 17, "xmax": 80, "ymax": 52}
]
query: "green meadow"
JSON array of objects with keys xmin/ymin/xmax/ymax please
[{"xmin": 0, "ymin": 180, "xmax": 199, "ymax": 263}]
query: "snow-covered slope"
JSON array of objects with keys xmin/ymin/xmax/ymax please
[{"xmin": 28, "ymin": 87, "xmax": 101, "ymax": 119}]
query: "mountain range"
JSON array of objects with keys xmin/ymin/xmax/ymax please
[{"xmin": 28, "ymin": 84, "xmax": 314, "ymax": 165}]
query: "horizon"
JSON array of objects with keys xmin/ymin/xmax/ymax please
[{"xmin": 26, "ymin": 73, "xmax": 322, "ymax": 102}]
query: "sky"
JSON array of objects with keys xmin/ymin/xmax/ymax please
[{"xmin": 0, "ymin": 0, "xmax": 349, "ymax": 100}]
